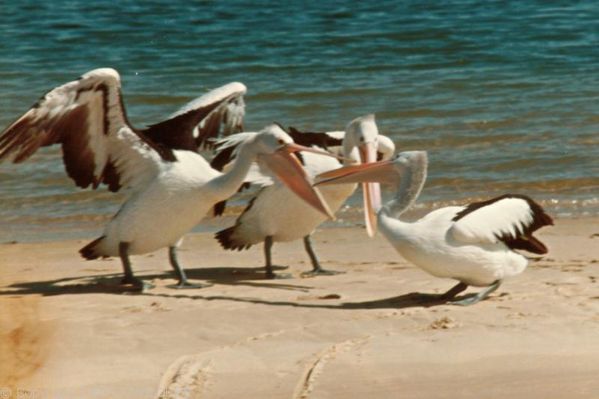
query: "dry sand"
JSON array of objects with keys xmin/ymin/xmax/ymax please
[{"xmin": 0, "ymin": 217, "xmax": 598, "ymax": 398}]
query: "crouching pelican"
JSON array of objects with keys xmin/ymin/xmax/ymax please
[
  {"xmin": 0, "ymin": 68, "xmax": 335, "ymax": 290},
  {"xmin": 213, "ymin": 115, "xmax": 395, "ymax": 278},
  {"xmin": 316, "ymin": 151, "xmax": 553, "ymax": 305}
]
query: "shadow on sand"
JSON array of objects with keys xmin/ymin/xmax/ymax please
[{"xmin": 0, "ymin": 265, "xmax": 476, "ymax": 310}]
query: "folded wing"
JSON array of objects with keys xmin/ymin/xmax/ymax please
[{"xmin": 449, "ymin": 194, "xmax": 553, "ymax": 254}]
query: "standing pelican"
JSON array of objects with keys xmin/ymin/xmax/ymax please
[
  {"xmin": 213, "ymin": 115, "xmax": 395, "ymax": 278},
  {"xmin": 0, "ymin": 68, "xmax": 335, "ymax": 290},
  {"xmin": 316, "ymin": 151, "xmax": 553, "ymax": 305}
]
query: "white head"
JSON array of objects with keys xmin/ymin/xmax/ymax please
[
  {"xmin": 343, "ymin": 115, "xmax": 397, "ymax": 163},
  {"xmin": 343, "ymin": 114, "xmax": 379, "ymax": 161},
  {"xmin": 392, "ymin": 151, "xmax": 428, "ymax": 172},
  {"xmin": 376, "ymin": 135, "xmax": 396, "ymax": 161},
  {"xmin": 249, "ymin": 124, "xmax": 296, "ymax": 155},
  {"xmin": 343, "ymin": 114, "xmax": 387, "ymax": 237}
]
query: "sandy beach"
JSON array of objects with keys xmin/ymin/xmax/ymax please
[{"xmin": 1, "ymin": 216, "xmax": 598, "ymax": 398}]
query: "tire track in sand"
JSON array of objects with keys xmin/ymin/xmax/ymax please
[{"xmin": 293, "ymin": 336, "xmax": 371, "ymax": 399}]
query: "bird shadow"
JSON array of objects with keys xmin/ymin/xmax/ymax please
[
  {"xmin": 0, "ymin": 265, "xmax": 311, "ymax": 297},
  {"xmin": 138, "ymin": 290, "xmax": 475, "ymax": 310},
  {"xmin": 0, "ymin": 266, "xmax": 477, "ymax": 310}
]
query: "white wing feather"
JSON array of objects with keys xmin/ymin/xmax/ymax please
[
  {"xmin": 449, "ymin": 197, "xmax": 534, "ymax": 244},
  {"xmin": 170, "ymin": 82, "xmax": 246, "ymax": 142},
  {"xmin": 0, "ymin": 68, "xmax": 164, "ymax": 193},
  {"xmin": 213, "ymin": 132, "xmax": 257, "ymax": 154},
  {"xmin": 169, "ymin": 82, "xmax": 246, "ymax": 118},
  {"xmin": 213, "ymin": 133, "xmax": 274, "ymax": 186}
]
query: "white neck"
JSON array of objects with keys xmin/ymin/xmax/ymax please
[
  {"xmin": 208, "ymin": 142, "xmax": 255, "ymax": 200},
  {"xmin": 342, "ymin": 139, "xmax": 361, "ymax": 166}
]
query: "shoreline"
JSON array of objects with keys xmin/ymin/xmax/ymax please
[
  {"xmin": 2, "ymin": 203, "xmax": 598, "ymax": 245},
  {"xmin": 0, "ymin": 216, "xmax": 598, "ymax": 398}
]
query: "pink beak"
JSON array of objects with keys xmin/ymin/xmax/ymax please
[
  {"xmin": 315, "ymin": 159, "xmax": 396, "ymax": 185},
  {"xmin": 316, "ymin": 159, "xmax": 399, "ymax": 237},
  {"xmin": 258, "ymin": 143, "xmax": 337, "ymax": 219},
  {"xmin": 358, "ymin": 142, "xmax": 381, "ymax": 237}
]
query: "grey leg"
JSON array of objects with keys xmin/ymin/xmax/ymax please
[
  {"xmin": 440, "ymin": 281, "xmax": 468, "ymax": 300},
  {"xmin": 450, "ymin": 280, "xmax": 501, "ymax": 306},
  {"xmin": 119, "ymin": 242, "xmax": 153, "ymax": 290},
  {"xmin": 264, "ymin": 236, "xmax": 291, "ymax": 279},
  {"xmin": 300, "ymin": 235, "xmax": 344, "ymax": 277},
  {"xmin": 168, "ymin": 246, "xmax": 211, "ymax": 289},
  {"xmin": 415, "ymin": 281, "xmax": 468, "ymax": 302},
  {"xmin": 264, "ymin": 236, "xmax": 275, "ymax": 278}
]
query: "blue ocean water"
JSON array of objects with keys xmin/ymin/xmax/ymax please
[{"xmin": 0, "ymin": 0, "xmax": 598, "ymax": 242}]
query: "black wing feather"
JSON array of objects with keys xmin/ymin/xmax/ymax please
[{"xmin": 453, "ymin": 194, "xmax": 553, "ymax": 254}]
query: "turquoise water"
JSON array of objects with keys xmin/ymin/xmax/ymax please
[{"xmin": 0, "ymin": 1, "xmax": 598, "ymax": 242}]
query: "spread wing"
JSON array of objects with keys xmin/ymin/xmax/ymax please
[
  {"xmin": 143, "ymin": 82, "xmax": 246, "ymax": 152},
  {"xmin": 0, "ymin": 68, "xmax": 173, "ymax": 193},
  {"xmin": 449, "ymin": 194, "xmax": 553, "ymax": 254}
]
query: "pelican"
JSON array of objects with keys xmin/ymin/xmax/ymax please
[
  {"xmin": 0, "ymin": 68, "xmax": 336, "ymax": 290},
  {"xmin": 213, "ymin": 115, "xmax": 396, "ymax": 278},
  {"xmin": 316, "ymin": 151, "xmax": 553, "ymax": 305}
]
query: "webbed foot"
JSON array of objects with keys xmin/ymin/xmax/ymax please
[
  {"xmin": 449, "ymin": 280, "xmax": 501, "ymax": 306},
  {"xmin": 449, "ymin": 295, "xmax": 481, "ymax": 306},
  {"xmin": 121, "ymin": 276, "xmax": 154, "ymax": 291},
  {"xmin": 265, "ymin": 268, "xmax": 293, "ymax": 279},
  {"xmin": 300, "ymin": 268, "xmax": 345, "ymax": 278},
  {"xmin": 168, "ymin": 280, "xmax": 213, "ymax": 289}
]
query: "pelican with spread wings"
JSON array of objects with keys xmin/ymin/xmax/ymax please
[{"xmin": 0, "ymin": 68, "xmax": 335, "ymax": 290}]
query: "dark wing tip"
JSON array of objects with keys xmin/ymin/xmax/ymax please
[
  {"xmin": 452, "ymin": 194, "xmax": 554, "ymax": 255},
  {"xmin": 502, "ymin": 235, "xmax": 548, "ymax": 254},
  {"xmin": 213, "ymin": 182, "xmax": 251, "ymax": 216},
  {"xmin": 214, "ymin": 226, "xmax": 251, "ymax": 251},
  {"xmin": 143, "ymin": 88, "xmax": 245, "ymax": 153},
  {"xmin": 210, "ymin": 145, "xmax": 238, "ymax": 171},
  {"xmin": 213, "ymin": 200, "xmax": 227, "ymax": 217},
  {"xmin": 214, "ymin": 187, "xmax": 260, "ymax": 250},
  {"xmin": 79, "ymin": 236, "xmax": 106, "ymax": 260},
  {"xmin": 0, "ymin": 107, "xmax": 55, "ymax": 163},
  {"xmin": 472, "ymin": 194, "xmax": 553, "ymax": 254},
  {"xmin": 286, "ymin": 126, "xmax": 343, "ymax": 149},
  {"xmin": 514, "ymin": 194, "xmax": 554, "ymax": 231}
]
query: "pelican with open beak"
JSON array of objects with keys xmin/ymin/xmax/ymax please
[{"xmin": 214, "ymin": 114, "xmax": 396, "ymax": 278}]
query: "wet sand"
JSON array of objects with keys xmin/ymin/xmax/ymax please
[{"xmin": 0, "ymin": 217, "xmax": 598, "ymax": 398}]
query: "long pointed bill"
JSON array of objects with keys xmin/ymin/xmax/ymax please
[
  {"xmin": 315, "ymin": 160, "xmax": 400, "ymax": 237},
  {"xmin": 315, "ymin": 160, "xmax": 396, "ymax": 186},
  {"xmin": 259, "ymin": 146, "xmax": 335, "ymax": 220},
  {"xmin": 359, "ymin": 142, "xmax": 381, "ymax": 237},
  {"xmin": 283, "ymin": 142, "xmax": 355, "ymax": 163}
]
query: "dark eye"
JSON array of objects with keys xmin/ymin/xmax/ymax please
[
  {"xmin": 278, "ymin": 139, "xmax": 285, "ymax": 145},
  {"xmin": 359, "ymin": 137, "xmax": 365, "ymax": 142}
]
